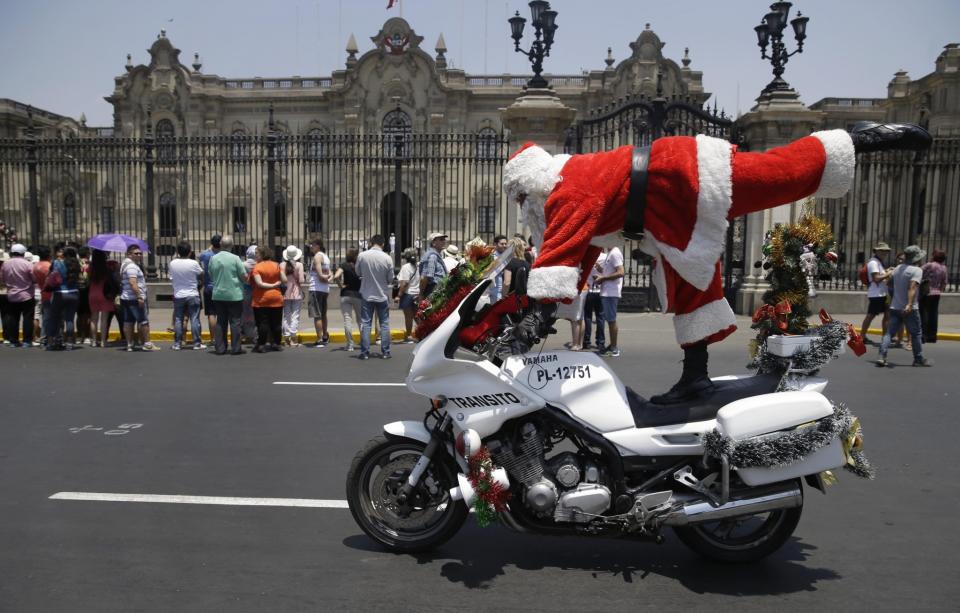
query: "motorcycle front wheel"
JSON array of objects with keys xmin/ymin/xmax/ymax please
[
  {"xmin": 673, "ymin": 492, "xmax": 803, "ymax": 563},
  {"xmin": 346, "ymin": 435, "xmax": 468, "ymax": 553}
]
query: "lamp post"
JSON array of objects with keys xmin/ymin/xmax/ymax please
[
  {"xmin": 754, "ymin": 1, "xmax": 809, "ymax": 93},
  {"xmin": 508, "ymin": 1, "xmax": 558, "ymax": 89}
]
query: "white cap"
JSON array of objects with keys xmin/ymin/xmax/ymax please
[{"xmin": 10, "ymin": 243, "xmax": 26, "ymax": 255}]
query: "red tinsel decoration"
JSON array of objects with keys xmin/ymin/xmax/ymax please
[
  {"xmin": 413, "ymin": 283, "xmax": 475, "ymax": 340},
  {"xmin": 467, "ymin": 447, "xmax": 512, "ymax": 526}
]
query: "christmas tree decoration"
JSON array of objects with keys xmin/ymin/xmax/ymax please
[
  {"xmin": 466, "ymin": 447, "xmax": 512, "ymax": 527},
  {"xmin": 413, "ymin": 239, "xmax": 496, "ymax": 340}
]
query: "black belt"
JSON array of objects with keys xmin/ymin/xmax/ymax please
[{"xmin": 622, "ymin": 145, "xmax": 650, "ymax": 241}]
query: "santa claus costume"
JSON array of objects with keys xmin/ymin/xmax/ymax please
[{"xmin": 502, "ymin": 122, "xmax": 930, "ymax": 403}]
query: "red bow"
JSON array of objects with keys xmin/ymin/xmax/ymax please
[
  {"xmin": 753, "ymin": 300, "xmax": 793, "ymax": 331},
  {"xmin": 820, "ymin": 309, "xmax": 866, "ymax": 356}
]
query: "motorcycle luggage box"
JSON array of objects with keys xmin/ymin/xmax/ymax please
[{"xmin": 716, "ymin": 391, "xmax": 845, "ymax": 486}]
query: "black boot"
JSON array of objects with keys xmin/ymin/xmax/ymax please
[
  {"xmin": 649, "ymin": 342, "xmax": 714, "ymax": 405},
  {"xmin": 849, "ymin": 122, "xmax": 932, "ymax": 154}
]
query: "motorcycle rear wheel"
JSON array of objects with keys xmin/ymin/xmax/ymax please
[
  {"xmin": 346, "ymin": 435, "xmax": 468, "ymax": 553},
  {"xmin": 673, "ymin": 493, "xmax": 803, "ymax": 563}
]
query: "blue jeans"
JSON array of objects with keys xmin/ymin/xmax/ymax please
[
  {"xmin": 582, "ymin": 292, "xmax": 605, "ymax": 347},
  {"xmin": 601, "ymin": 296, "xmax": 619, "ymax": 322},
  {"xmin": 173, "ymin": 295, "xmax": 202, "ymax": 346},
  {"xmin": 880, "ymin": 308, "xmax": 924, "ymax": 361},
  {"xmin": 360, "ymin": 299, "xmax": 390, "ymax": 356}
]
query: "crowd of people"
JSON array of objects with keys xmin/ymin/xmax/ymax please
[
  {"xmin": 860, "ymin": 241, "xmax": 950, "ymax": 367},
  {"xmin": 0, "ymin": 224, "xmax": 950, "ymax": 363}
]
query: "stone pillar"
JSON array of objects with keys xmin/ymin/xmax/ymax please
[
  {"xmin": 735, "ymin": 88, "xmax": 825, "ymax": 315},
  {"xmin": 500, "ymin": 88, "xmax": 577, "ymax": 236}
]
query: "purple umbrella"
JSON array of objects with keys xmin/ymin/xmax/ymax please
[{"xmin": 86, "ymin": 233, "xmax": 150, "ymax": 253}]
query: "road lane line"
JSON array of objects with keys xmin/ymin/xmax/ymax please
[
  {"xmin": 273, "ymin": 381, "xmax": 406, "ymax": 387},
  {"xmin": 50, "ymin": 492, "xmax": 349, "ymax": 508}
]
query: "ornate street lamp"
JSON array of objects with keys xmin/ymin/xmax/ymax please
[
  {"xmin": 754, "ymin": 1, "xmax": 809, "ymax": 93},
  {"xmin": 508, "ymin": 1, "xmax": 559, "ymax": 89}
]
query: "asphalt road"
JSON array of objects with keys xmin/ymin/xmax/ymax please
[{"xmin": 1, "ymin": 318, "xmax": 958, "ymax": 612}]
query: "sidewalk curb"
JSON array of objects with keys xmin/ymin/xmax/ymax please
[
  {"xmin": 101, "ymin": 330, "xmax": 412, "ymax": 343},
  {"xmin": 866, "ymin": 328, "xmax": 959, "ymax": 342}
]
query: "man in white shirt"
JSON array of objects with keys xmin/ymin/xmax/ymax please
[
  {"xmin": 860, "ymin": 241, "xmax": 892, "ymax": 344},
  {"xmin": 356, "ymin": 234, "xmax": 396, "ymax": 360},
  {"xmin": 594, "ymin": 246, "xmax": 624, "ymax": 357},
  {"xmin": 582, "ymin": 250, "xmax": 606, "ymax": 350},
  {"xmin": 168, "ymin": 241, "xmax": 205, "ymax": 350},
  {"xmin": 307, "ymin": 238, "xmax": 332, "ymax": 347},
  {"xmin": 877, "ymin": 245, "xmax": 931, "ymax": 367}
]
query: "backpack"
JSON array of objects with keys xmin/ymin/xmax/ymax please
[{"xmin": 858, "ymin": 263, "xmax": 870, "ymax": 287}]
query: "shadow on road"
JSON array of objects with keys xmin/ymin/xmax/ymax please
[{"xmin": 343, "ymin": 526, "xmax": 840, "ymax": 594}]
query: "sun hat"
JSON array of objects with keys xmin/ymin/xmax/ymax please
[
  {"xmin": 0, "ymin": 249, "xmax": 9, "ymax": 262},
  {"xmin": 283, "ymin": 245, "xmax": 303, "ymax": 262},
  {"xmin": 245, "ymin": 245, "xmax": 257, "ymax": 259},
  {"xmin": 427, "ymin": 232, "xmax": 447, "ymax": 242},
  {"xmin": 444, "ymin": 245, "xmax": 459, "ymax": 257},
  {"xmin": 10, "ymin": 243, "xmax": 26, "ymax": 255},
  {"xmin": 24, "ymin": 251, "xmax": 33, "ymax": 262},
  {"xmin": 873, "ymin": 241, "xmax": 891, "ymax": 251},
  {"xmin": 903, "ymin": 244, "xmax": 926, "ymax": 265}
]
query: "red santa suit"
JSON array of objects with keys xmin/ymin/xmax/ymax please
[{"xmin": 502, "ymin": 131, "xmax": 855, "ymax": 347}]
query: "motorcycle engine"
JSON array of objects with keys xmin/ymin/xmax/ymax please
[{"xmin": 489, "ymin": 422, "xmax": 611, "ymax": 523}]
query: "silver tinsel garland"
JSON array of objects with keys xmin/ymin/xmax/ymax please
[
  {"xmin": 749, "ymin": 320, "xmax": 849, "ymax": 377},
  {"xmin": 702, "ymin": 402, "xmax": 874, "ymax": 480}
]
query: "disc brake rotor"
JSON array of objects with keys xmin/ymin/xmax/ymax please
[{"xmin": 370, "ymin": 455, "xmax": 446, "ymax": 531}]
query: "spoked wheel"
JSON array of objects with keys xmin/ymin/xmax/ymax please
[
  {"xmin": 346, "ymin": 435, "xmax": 467, "ymax": 553},
  {"xmin": 674, "ymin": 495, "xmax": 803, "ymax": 563}
]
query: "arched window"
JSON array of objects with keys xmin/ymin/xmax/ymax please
[
  {"xmin": 382, "ymin": 109, "xmax": 412, "ymax": 157},
  {"xmin": 159, "ymin": 192, "xmax": 177, "ymax": 237},
  {"xmin": 231, "ymin": 129, "xmax": 249, "ymax": 159},
  {"xmin": 476, "ymin": 127, "xmax": 499, "ymax": 160},
  {"xmin": 305, "ymin": 128, "xmax": 326, "ymax": 160},
  {"xmin": 62, "ymin": 193, "xmax": 77, "ymax": 230},
  {"xmin": 156, "ymin": 119, "xmax": 176, "ymax": 161}
]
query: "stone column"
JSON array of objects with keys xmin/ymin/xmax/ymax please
[
  {"xmin": 735, "ymin": 88, "xmax": 825, "ymax": 315},
  {"xmin": 500, "ymin": 88, "xmax": 577, "ymax": 236}
]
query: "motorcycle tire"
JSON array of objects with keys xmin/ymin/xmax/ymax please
[
  {"xmin": 346, "ymin": 435, "xmax": 468, "ymax": 553},
  {"xmin": 673, "ymin": 491, "xmax": 803, "ymax": 563}
]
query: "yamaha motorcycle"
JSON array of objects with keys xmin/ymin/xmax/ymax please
[{"xmin": 346, "ymin": 251, "xmax": 857, "ymax": 562}]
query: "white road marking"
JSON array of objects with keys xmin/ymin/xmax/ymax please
[
  {"xmin": 273, "ymin": 381, "xmax": 405, "ymax": 387},
  {"xmin": 50, "ymin": 492, "xmax": 349, "ymax": 508}
]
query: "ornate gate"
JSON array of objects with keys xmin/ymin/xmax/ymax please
[{"xmin": 564, "ymin": 90, "xmax": 747, "ymax": 309}]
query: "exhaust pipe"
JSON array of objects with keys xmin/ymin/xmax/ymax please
[{"xmin": 661, "ymin": 482, "xmax": 802, "ymax": 527}]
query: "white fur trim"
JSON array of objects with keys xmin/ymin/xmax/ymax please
[
  {"xmin": 503, "ymin": 146, "xmax": 568, "ymax": 202},
  {"xmin": 527, "ymin": 266, "xmax": 580, "ymax": 300},
  {"xmin": 589, "ymin": 231, "xmax": 622, "ymax": 249},
  {"xmin": 651, "ymin": 134, "xmax": 732, "ymax": 291},
  {"xmin": 811, "ymin": 130, "xmax": 855, "ymax": 199},
  {"xmin": 673, "ymin": 298, "xmax": 737, "ymax": 346}
]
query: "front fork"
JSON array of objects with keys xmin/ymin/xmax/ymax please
[{"xmin": 395, "ymin": 413, "xmax": 452, "ymax": 514}]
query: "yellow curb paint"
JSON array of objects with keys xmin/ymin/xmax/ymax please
[
  {"xmin": 866, "ymin": 328, "xmax": 958, "ymax": 341},
  {"xmin": 103, "ymin": 330, "xmax": 412, "ymax": 342}
]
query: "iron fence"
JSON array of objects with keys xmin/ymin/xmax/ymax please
[
  {"xmin": 0, "ymin": 121, "xmax": 510, "ymax": 278},
  {"xmin": 815, "ymin": 138, "xmax": 960, "ymax": 292}
]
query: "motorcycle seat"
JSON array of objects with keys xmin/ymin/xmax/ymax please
[{"xmin": 626, "ymin": 373, "xmax": 782, "ymax": 429}]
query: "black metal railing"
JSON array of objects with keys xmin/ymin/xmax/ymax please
[
  {"xmin": 815, "ymin": 138, "xmax": 960, "ymax": 292},
  {"xmin": 0, "ymin": 123, "xmax": 510, "ymax": 279}
]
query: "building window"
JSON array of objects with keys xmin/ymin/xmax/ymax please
[
  {"xmin": 233, "ymin": 206, "xmax": 247, "ymax": 233},
  {"xmin": 159, "ymin": 192, "xmax": 177, "ymax": 237},
  {"xmin": 231, "ymin": 130, "xmax": 249, "ymax": 159},
  {"xmin": 63, "ymin": 193, "xmax": 76, "ymax": 230},
  {"xmin": 156, "ymin": 119, "xmax": 176, "ymax": 160},
  {"xmin": 306, "ymin": 128, "xmax": 326, "ymax": 160},
  {"xmin": 100, "ymin": 207, "xmax": 115, "ymax": 233},
  {"xmin": 307, "ymin": 206, "xmax": 323, "ymax": 233},
  {"xmin": 476, "ymin": 127, "xmax": 499, "ymax": 160},
  {"xmin": 478, "ymin": 204, "xmax": 496, "ymax": 234},
  {"xmin": 382, "ymin": 109, "xmax": 412, "ymax": 157}
]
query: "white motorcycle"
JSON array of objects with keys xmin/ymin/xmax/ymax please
[{"xmin": 346, "ymin": 252, "xmax": 861, "ymax": 562}]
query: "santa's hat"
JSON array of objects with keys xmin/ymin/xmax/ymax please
[{"xmin": 502, "ymin": 142, "xmax": 565, "ymax": 201}]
